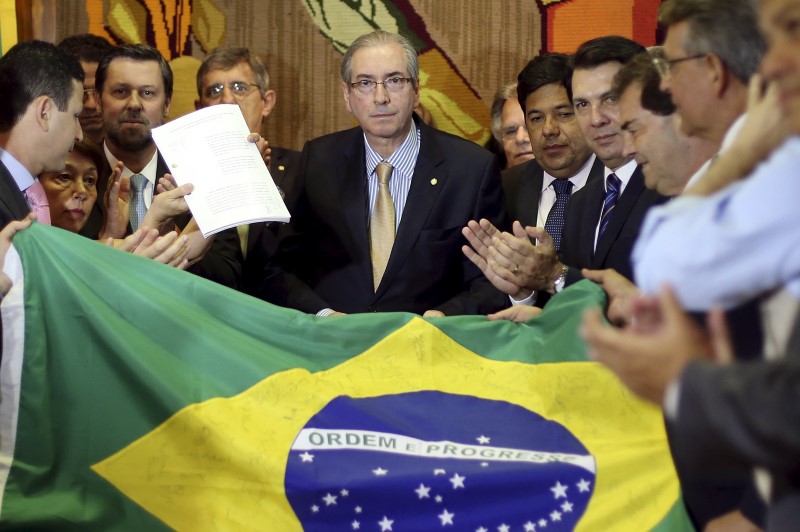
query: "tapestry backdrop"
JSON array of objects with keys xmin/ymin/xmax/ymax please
[{"xmin": 36, "ymin": 0, "xmax": 658, "ymax": 151}]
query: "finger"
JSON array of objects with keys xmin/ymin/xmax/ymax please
[
  {"xmin": 581, "ymin": 268, "xmax": 607, "ymax": 284},
  {"xmin": 160, "ymin": 237, "xmax": 190, "ymax": 266},
  {"xmin": 525, "ymin": 226, "xmax": 552, "ymax": 247},
  {"xmin": 477, "ymin": 218, "xmax": 501, "ymax": 238},
  {"xmin": 462, "ymin": 244, "xmax": 489, "ymax": 271},
  {"xmin": 247, "ymin": 132, "xmax": 262, "ymax": 143},
  {"xmin": 158, "ymin": 176, "xmax": 177, "ymax": 192},
  {"xmin": 487, "ymin": 307, "xmax": 518, "ymax": 321},
  {"xmin": 1, "ymin": 217, "xmax": 34, "ymax": 240},
  {"xmin": 134, "ymin": 228, "xmax": 161, "ymax": 254}
]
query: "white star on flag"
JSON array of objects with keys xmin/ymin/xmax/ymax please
[
  {"xmin": 434, "ymin": 468, "xmax": 446, "ymax": 475},
  {"xmin": 438, "ymin": 509, "xmax": 455, "ymax": 525},
  {"xmin": 310, "ymin": 505, "xmax": 319, "ymax": 513},
  {"xmin": 550, "ymin": 510, "xmax": 562, "ymax": 522},
  {"xmin": 561, "ymin": 501, "xmax": 573, "ymax": 512},
  {"xmin": 415, "ymin": 483, "xmax": 431, "ymax": 499},
  {"xmin": 550, "ymin": 481, "xmax": 568, "ymax": 499},
  {"xmin": 480, "ymin": 462, "xmax": 489, "ymax": 467},
  {"xmin": 351, "ymin": 520, "xmax": 360, "ymax": 530},
  {"xmin": 322, "ymin": 493, "xmax": 337, "ymax": 506},
  {"xmin": 378, "ymin": 516, "xmax": 394, "ymax": 531},
  {"xmin": 524, "ymin": 521, "xmax": 536, "ymax": 531},
  {"xmin": 476, "ymin": 527, "xmax": 488, "ymax": 532},
  {"xmin": 498, "ymin": 524, "xmax": 510, "ymax": 532},
  {"xmin": 476, "ymin": 435, "xmax": 490, "ymax": 444},
  {"xmin": 355, "ymin": 506, "xmax": 362, "ymax": 514},
  {"xmin": 340, "ymin": 489, "xmax": 349, "ymax": 497},
  {"xmin": 372, "ymin": 467, "xmax": 388, "ymax": 476},
  {"xmin": 538, "ymin": 518, "xmax": 548, "ymax": 528},
  {"xmin": 577, "ymin": 478, "xmax": 591, "ymax": 492},
  {"xmin": 449, "ymin": 473, "xmax": 465, "ymax": 489},
  {"xmin": 435, "ymin": 495, "xmax": 443, "ymax": 503},
  {"xmin": 299, "ymin": 452, "xmax": 314, "ymax": 462}
]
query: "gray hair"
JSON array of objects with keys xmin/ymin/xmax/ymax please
[
  {"xmin": 658, "ymin": 0, "xmax": 764, "ymax": 83},
  {"xmin": 197, "ymin": 47, "xmax": 270, "ymax": 97},
  {"xmin": 490, "ymin": 83, "xmax": 518, "ymax": 142},
  {"xmin": 340, "ymin": 31, "xmax": 419, "ymax": 89}
]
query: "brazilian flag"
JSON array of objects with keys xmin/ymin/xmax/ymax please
[{"xmin": 0, "ymin": 224, "xmax": 693, "ymax": 530}]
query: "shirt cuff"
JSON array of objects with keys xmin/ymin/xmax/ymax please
[
  {"xmin": 663, "ymin": 377, "xmax": 681, "ymax": 420},
  {"xmin": 316, "ymin": 308, "xmax": 336, "ymax": 317},
  {"xmin": 509, "ymin": 291, "xmax": 537, "ymax": 306}
]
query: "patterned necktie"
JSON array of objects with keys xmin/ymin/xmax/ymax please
[
  {"xmin": 129, "ymin": 173, "xmax": 148, "ymax": 231},
  {"xmin": 370, "ymin": 162, "xmax": 395, "ymax": 291},
  {"xmin": 543, "ymin": 179, "xmax": 573, "ymax": 252},
  {"xmin": 598, "ymin": 173, "xmax": 621, "ymax": 240},
  {"xmin": 24, "ymin": 181, "xmax": 51, "ymax": 225}
]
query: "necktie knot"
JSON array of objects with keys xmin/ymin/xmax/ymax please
[
  {"xmin": 24, "ymin": 181, "xmax": 51, "ymax": 225},
  {"xmin": 376, "ymin": 162, "xmax": 393, "ymax": 185},
  {"xmin": 552, "ymin": 178, "xmax": 573, "ymax": 196},
  {"xmin": 606, "ymin": 173, "xmax": 621, "ymax": 194}
]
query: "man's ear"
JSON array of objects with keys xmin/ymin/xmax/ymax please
[
  {"xmin": 342, "ymin": 81, "xmax": 352, "ymax": 114},
  {"xmin": 706, "ymin": 53, "xmax": 729, "ymax": 98},
  {"xmin": 33, "ymin": 96, "xmax": 52, "ymax": 131},
  {"xmin": 262, "ymin": 89, "xmax": 277, "ymax": 119},
  {"xmin": 163, "ymin": 97, "xmax": 172, "ymax": 119}
]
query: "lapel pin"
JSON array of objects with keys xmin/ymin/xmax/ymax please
[
  {"xmin": 430, "ymin": 178, "xmax": 438, "ymax": 186},
  {"xmin": 278, "ymin": 165, "xmax": 285, "ymax": 171}
]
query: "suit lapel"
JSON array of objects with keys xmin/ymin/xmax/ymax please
[
  {"xmin": 338, "ymin": 132, "xmax": 373, "ymax": 284},
  {"xmin": 519, "ymin": 164, "xmax": 543, "ymax": 227},
  {"xmin": 574, "ymin": 158, "xmax": 606, "ymax": 264},
  {"xmin": 0, "ymin": 161, "xmax": 32, "ymax": 222},
  {"xmin": 592, "ymin": 165, "xmax": 645, "ymax": 265},
  {"xmin": 374, "ymin": 122, "xmax": 446, "ymax": 298}
]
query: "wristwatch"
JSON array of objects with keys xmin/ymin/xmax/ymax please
[{"xmin": 553, "ymin": 264, "xmax": 569, "ymax": 294}]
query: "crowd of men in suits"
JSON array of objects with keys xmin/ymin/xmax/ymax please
[{"xmin": 1, "ymin": 0, "xmax": 799, "ymax": 528}]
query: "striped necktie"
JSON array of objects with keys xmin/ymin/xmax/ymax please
[
  {"xmin": 598, "ymin": 173, "xmax": 621, "ymax": 240},
  {"xmin": 370, "ymin": 162, "xmax": 395, "ymax": 291}
]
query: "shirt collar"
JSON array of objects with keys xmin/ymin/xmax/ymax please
[
  {"xmin": 103, "ymin": 142, "xmax": 160, "ymax": 185},
  {"xmin": 0, "ymin": 147, "xmax": 34, "ymax": 191},
  {"xmin": 364, "ymin": 124, "xmax": 420, "ymax": 179},
  {"xmin": 541, "ymin": 153, "xmax": 597, "ymax": 192},
  {"xmin": 604, "ymin": 158, "xmax": 638, "ymax": 191}
]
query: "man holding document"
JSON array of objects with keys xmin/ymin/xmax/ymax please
[
  {"xmin": 94, "ymin": 44, "xmax": 247, "ymax": 287},
  {"xmin": 258, "ymin": 30, "xmax": 508, "ymax": 316}
]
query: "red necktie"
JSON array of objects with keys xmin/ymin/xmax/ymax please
[{"xmin": 24, "ymin": 181, "xmax": 51, "ymax": 225}]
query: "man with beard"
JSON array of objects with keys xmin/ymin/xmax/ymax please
[{"xmin": 94, "ymin": 44, "xmax": 240, "ymax": 286}]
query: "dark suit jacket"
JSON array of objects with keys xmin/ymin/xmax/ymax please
[
  {"xmin": 560, "ymin": 164, "xmax": 667, "ymax": 285},
  {"xmin": 501, "ymin": 156, "xmax": 604, "ymax": 228},
  {"xmin": 241, "ymin": 146, "xmax": 302, "ymax": 296},
  {"xmin": 670, "ymin": 314, "xmax": 800, "ymax": 530},
  {"xmin": 260, "ymin": 117, "xmax": 508, "ymax": 315},
  {"xmin": 0, "ymin": 160, "xmax": 30, "ymax": 226}
]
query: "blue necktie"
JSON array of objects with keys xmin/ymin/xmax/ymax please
[
  {"xmin": 129, "ymin": 173, "xmax": 148, "ymax": 231},
  {"xmin": 543, "ymin": 179, "xmax": 573, "ymax": 252},
  {"xmin": 598, "ymin": 173, "xmax": 621, "ymax": 240}
]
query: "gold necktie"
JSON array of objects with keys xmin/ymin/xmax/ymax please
[{"xmin": 370, "ymin": 162, "xmax": 395, "ymax": 291}]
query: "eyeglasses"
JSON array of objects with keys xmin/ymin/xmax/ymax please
[
  {"xmin": 82, "ymin": 88, "xmax": 96, "ymax": 103},
  {"xmin": 652, "ymin": 54, "xmax": 706, "ymax": 78},
  {"xmin": 204, "ymin": 81, "xmax": 261, "ymax": 100},
  {"xmin": 349, "ymin": 76, "xmax": 414, "ymax": 95}
]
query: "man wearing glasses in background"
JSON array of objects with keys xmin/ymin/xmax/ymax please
[
  {"xmin": 256, "ymin": 30, "xmax": 507, "ymax": 317},
  {"xmin": 195, "ymin": 47, "xmax": 301, "ymax": 296}
]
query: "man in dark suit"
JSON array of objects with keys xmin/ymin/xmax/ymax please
[
  {"xmin": 90, "ymin": 44, "xmax": 240, "ymax": 286},
  {"xmin": 464, "ymin": 38, "xmax": 665, "ymax": 316},
  {"xmin": 582, "ymin": 286, "xmax": 800, "ymax": 531},
  {"xmin": 259, "ymin": 30, "xmax": 507, "ymax": 316},
  {"xmin": 0, "ymin": 41, "xmax": 84, "ymax": 226},
  {"xmin": 194, "ymin": 47, "xmax": 302, "ymax": 295}
]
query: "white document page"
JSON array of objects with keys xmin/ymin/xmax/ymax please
[{"xmin": 151, "ymin": 104, "xmax": 290, "ymax": 237}]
